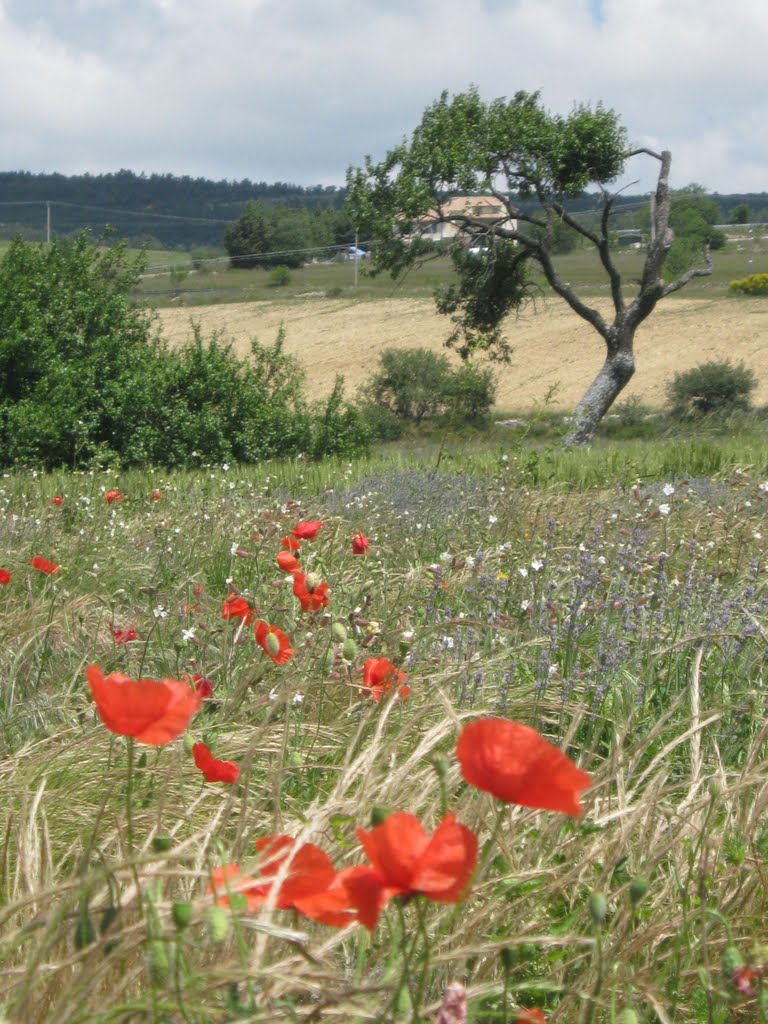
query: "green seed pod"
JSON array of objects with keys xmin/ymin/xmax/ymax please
[
  {"xmin": 172, "ymin": 900, "xmax": 192, "ymax": 930},
  {"xmin": 228, "ymin": 892, "xmax": 249, "ymax": 914},
  {"xmin": 430, "ymin": 754, "xmax": 450, "ymax": 781},
  {"xmin": 589, "ymin": 891, "xmax": 607, "ymax": 926},
  {"xmin": 183, "ymin": 733, "xmax": 195, "ymax": 755},
  {"xmin": 721, "ymin": 945, "xmax": 745, "ymax": 975},
  {"xmin": 304, "ymin": 572, "xmax": 321, "ymax": 592},
  {"xmin": 371, "ymin": 805, "xmax": 391, "ymax": 827},
  {"xmin": 206, "ymin": 905, "xmax": 230, "ymax": 943},
  {"xmin": 618, "ymin": 1010, "xmax": 639, "ymax": 1024},
  {"xmin": 394, "ymin": 983, "xmax": 413, "ymax": 1020},
  {"xmin": 331, "ymin": 621, "xmax": 348, "ymax": 643},
  {"xmin": 265, "ymin": 631, "xmax": 281, "ymax": 656},
  {"xmin": 629, "ymin": 877, "xmax": 649, "ymax": 906},
  {"xmin": 147, "ymin": 939, "xmax": 170, "ymax": 986},
  {"xmin": 341, "ymin": 637, "xmax": 358, "ymax": 662},
  {"xmin": 151, "ymin": 835, "xmax": 173, "ymax": 853},
  {"xmin": 709, "ymin": 778, "xmax": 722, "ymax": 798}
]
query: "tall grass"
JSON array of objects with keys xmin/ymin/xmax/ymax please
[{"xmin": 1, "ymin": 443, "xmax": 768, "ymax": 1021}]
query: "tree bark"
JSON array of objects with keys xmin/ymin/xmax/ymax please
[{"xmin": 563, "ymin": 335, "xmax": 636, "ymax": 447}]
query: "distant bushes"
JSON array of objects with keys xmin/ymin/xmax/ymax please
[
  {"xmin": 358, "ymin": 347, "xmax": 496, "ymax": 437},
  {"xmin": 729, "ymin": 273, "xmax": 768, "ymax": 296},
  {"xmin": 0, "ymin": 233, "xmax": 370, "ymax": 468},
  {"xmin": 667, "ymin": 360, "xmax": 757, "ymax": 419}
]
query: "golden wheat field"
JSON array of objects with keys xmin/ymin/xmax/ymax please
[{"xmin": 158, "ymin": 294, "xmax": 768, "ymax": 412}]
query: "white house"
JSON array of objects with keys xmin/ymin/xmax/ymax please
[{"xmin": 412, "ymin": 195, "xmax": 517, "ymax": 243}]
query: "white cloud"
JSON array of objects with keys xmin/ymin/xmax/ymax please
[{"xmin": 0, "ymin": 0, "xmax": 766, "ymax": 192}]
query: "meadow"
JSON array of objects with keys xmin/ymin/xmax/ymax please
[{"xmin": 2, "ymin": 437, "xmax": 768, "ymax": 1023}]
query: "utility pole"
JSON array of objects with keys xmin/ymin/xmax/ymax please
[
  {"xmin": 353, "ymin": 231, "xmax": 359, "ymax": 289},
  {"xmin": 46, "ymin": 201, "xmax": 51, "ymax": 244}
]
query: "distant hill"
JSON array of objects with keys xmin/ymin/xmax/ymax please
[
  {"xmin": 1, "ymin": 169, "xmax": 766, "ymax": 251},
  {"xmin": 0, "ymin": 170, "xmax": 346, "ymax": 250}
]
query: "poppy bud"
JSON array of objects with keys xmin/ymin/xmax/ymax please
[
  {"xmin": 394, "ymin": 984, "xmax": 413, "ymax": 1019},
  {"xmin": 172, "ymin": 900, "xmax": 192, "ymax": 930},
  {"xmin": 265, "ymin": 631, "xmax": 281, "ymax": 657},
  {"xmin": 228, "ymin": 892, "xmax": 249, "ymax": 914},
  {"xmin": 430, "ymin": 754, "xmax": 450, "ymax": 782},
  {"xmin": 151, "ymin": 835, "xmax": 173, "ymax": 853},
  {"xmin": 618, "ymin": 1010, "xmax": 639, "ymax": 1024},
  {"xmin": 184, "ymin": 734, "xmax": 195, "ymax": 755},
  {"xmin": 721, "ymin": 945, "xmax": 745, "ymax": 976},
  {"xmin": 589, "ymin": 891, "xmax": 607, "ymax": 926},
  {"xmin": 629, "ymin": 878, "xmax": 649, "ymax": 906},
  {"xmin": 342, "ymin": 638, "xmax": 358, "ymax": 662},
  {"xmin": 709, "ymin": 778, "xmax": 722, "ymax": 798},
  {"xmin": 371, "ymin": 805, "xmax": 391, "ymax": 826},
  {"xmin": 206, "ymin": 905, "xmax": 230, "ymax": 943},
  {"xmin": 331, "ymin": 621, "xmax": 348, "ymax": 643},
  {"xmin": 148, "ymin": 939, "xmax": 170, "ymax": 985},
  {"xmin": 304, "ymin": 572, "xmax": 321, "ymax": 592}
]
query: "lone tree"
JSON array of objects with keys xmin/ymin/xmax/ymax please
[{"xmin": 347, "ymin": 88, "xmax": 713, "ymax": 445}]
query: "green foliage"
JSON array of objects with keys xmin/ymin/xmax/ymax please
[
  {"xmin": 360, "ymin": 346, "xmax": 496, "ymax": 425},
  {"xmin": 667, "ymin": 360, "xmax": 757, "ymax": 419},
  {"xmin": 223, "ymin": 201, "xmax": 353, "ymax": 270},
  {"xmin": 729, "ymin": 272, "xmax": 768, "ymax": 296},
  {"xmin": 730, "ymin": 203, "xmax": 751, "ymax": 225},
  {"xmin": 0, "ymin": 234, "xmax": 370, "ymax": 468},
  {"xmin": 268, "ymin": 265, "xmax": 292, "ymax": 287},
  {"xmin": 347, "ymin": 87, "xmax": 627, "ymax": 362}
]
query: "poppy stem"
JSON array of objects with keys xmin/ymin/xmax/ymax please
[{"xmin": 125, "ymin": 737, "xmax": 136, "ymax": 857}]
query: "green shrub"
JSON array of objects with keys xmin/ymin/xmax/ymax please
[
  {"xmin": 360, "ymin": 347, "xmax": 496, "ymax": 427},
  {"xmin": 667, "ymin": 360, "xmax": 757, "ymax": 419},
  {"xmin": 0, "ymin": 234, "xmax": 370, "ymax": 468},
  {"xmin": 268, "ymin": 266, "xmax": 292, "ymax": 288},
  {"xmin": 729, "ymin": 273, "xmax": 768, "ymax": 296}
]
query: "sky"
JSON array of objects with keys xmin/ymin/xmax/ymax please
[{"xmin": 1, "ymin": 0, "xmax": 767, "ymax": 196}]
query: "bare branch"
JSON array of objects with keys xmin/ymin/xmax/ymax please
[{"xmin": 660, "ymin": 248, "xmax": 714, "ymax": 297}]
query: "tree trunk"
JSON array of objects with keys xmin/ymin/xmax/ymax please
[{"xmin": 563, "ymin": 337, "xmax": 636, "ymax": 447}]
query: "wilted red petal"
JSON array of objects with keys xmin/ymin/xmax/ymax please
[
  {"xmin": 515, "ymin": 1011, "xmax": 547, "ymax": 1024},
  {"xmin": 456, "ymin": 718, "xmax": 590, "ymax": 817},
  {"xmin": 105, "ymin": 490, "xmax": 123, "ymax": 504},
  {"xmin": 292, "ymin": 572, "xmax": 329, "ymax": 613},
  {"xmin": 291, "ymin": 521, "xmax": 323, "ymax": 540},
  {"xmin": 0, "ymin": 568, "xmax": 10, "ymax": 586},
  {"xmin": 150, "ymin": 490, "xmax": 161, "ymax": 501},
  {"xmin": 276, "ymin": 550, "xmax": 301, "ymax": 573},
  {"xmin": 252, "ymin": 835, "xmax": 337, "ymax": 908},
  {"xmin": 30, "ymin": 556, "xmax": 59, "ymax": 576},
  {"xmin": 51, "ymin": 495, "xmax": 64, "ymax": 507},
  {"xmin": 86, "ymin": 664, "xmax": 201, "ymax": 746},
  {"xmin": 280, "ymin": 536, "xmax": 301, "ymax": 551},
  {"xmin": 111, "ymin": 623, "xmax": 139, "ymax": 644},
  {"xmin": 193, "ymin": 742, "xmax": 239, "ymax": 783}
]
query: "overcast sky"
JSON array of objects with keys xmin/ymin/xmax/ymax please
[{"xmin": 1, "ymin": 0, "xmax": 766, "ymax": 196}]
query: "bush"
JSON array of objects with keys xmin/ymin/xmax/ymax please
[
  {"xmin": 359, "ymin": 347, "xmax": 496, "ymax": 428},
  {"xmin": 667, "ymin": 360, "xmax": 757, "ymax": 419},
  {"xmin": 0, "ymin": 234, "xmax": 371, "ymax": 468},
  {"xmin": 729, "ymin": 273, "xmax": 768, "ymax": 296},
  {"xmin": 268, "ymin": 266, "xmax": 292, "ymax": 288}
]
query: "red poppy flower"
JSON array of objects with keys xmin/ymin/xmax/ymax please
[
  {"xmin": 211, "ymin": 836, "xmax": 337, "ymax": 914},
  {"xmin": 362, "ymin": 658, "xmax": 410, "ymax": 702},
  {"xmin": 221, "ymin": 593, "xmax": 254, "ymax": 625},
  {"xmin": 291, "ymin": 521, "xmax": 323, "ymax": 541},
  {"xmin": 150, "ymin": 490, "xmax": 161, "ymax": 501},
  {"xmin": 516, "ymin": 1010, "xmax": 547, "ymax": 1023},
  {"xmin": 350, "ymin": 812, "xmax": 478, "ymax": 930},
  {"xmin": 86, "ymin": 664, "xmax": 201, "ymax": 745},
  {"xmin": 193, "ymin": 674, "xmax": 214, "ymax": 699},
  {"xmin": 51, "ymin": 495, "xmax": 64, "ymax": 507},
  {"xmin": 105, "ymin": 490, "xmax": 123, "ymax": 504},
  {"xmin": 281, "ymin": 535, "xmax": 301, "ymax": 551},
  {"xmin": 292, "ymin": 571, "xmax": 329, "ymax": 613},
  {"xmin": 456, "ymin": 718, "xmax": 591, "ymax": 818},
  {"xmin": 0, "ymin": 569, "xmax": 10, "ymax": 586},
  {"xmin": 193, "ymin": 742, "xmax": 239, "ymax": 784},
  {"xmin": 255, "ymin": 621, "xmax": 295, "ymax": 665},
  {"xmin": 110, "ymin": 623, "xmax": 140, "ymax": 644},
  {"xmin": 351, "ymin": 531, "xmax": 370, "ymax": 556},
  {"xmin": 30, "ymin": 556, "xmax": 59, "ymax": 576},
  {"xmin": 276, "ymin": 550, "xmax": 301, "ymax": 574}
]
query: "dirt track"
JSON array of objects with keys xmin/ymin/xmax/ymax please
[{"xmin": 158, "ymin": 295, "xmax": 768, "ymax": 412}]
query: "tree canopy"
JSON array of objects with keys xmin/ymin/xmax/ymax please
[{"xmin": 347, "ymin": 87, "xmax": 714, "ymax": 444}]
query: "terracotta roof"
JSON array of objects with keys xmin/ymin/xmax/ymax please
[{"xmin": 421, "ymin": 195, "xmax": 510, "ymax": 223}]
